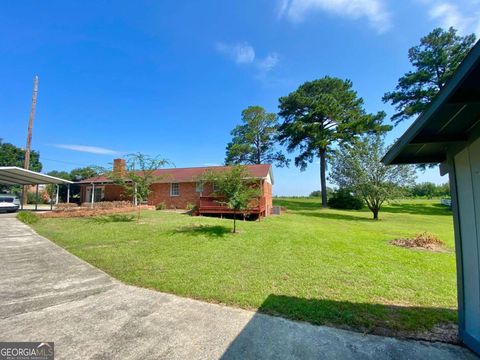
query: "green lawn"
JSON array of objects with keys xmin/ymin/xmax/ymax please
[{"xmin": 31, "ymin": 198, "xmax": 457, "ymax": 337}]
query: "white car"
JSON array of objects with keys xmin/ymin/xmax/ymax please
[{"xmin": 0, "ymin": 194, "xmax": 21, "ymax": 213}]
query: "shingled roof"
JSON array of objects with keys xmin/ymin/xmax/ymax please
[{"xmin": 78, "ymin": 164, "xmax": 273, "ymax": 184}]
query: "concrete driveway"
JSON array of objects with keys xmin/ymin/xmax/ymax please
[{"xmin": 0, "ymin": 214, "xmax": 477, "ymax": 360}]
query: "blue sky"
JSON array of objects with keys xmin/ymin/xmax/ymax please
[{"xmin": 2, "ymin": 0, "xmax": 479, "ymax": 195}]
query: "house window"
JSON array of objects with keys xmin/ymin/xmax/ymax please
[
  {"xmin": 196, "ymin": 182, "xmax": 204, "ymax": 193},
  {"xmin": 212, "ymin": 182, "xmax": 220, "ymax": 193},
  {"xmin": 170, "ymin": 183, "xmax": 180, "ymax": 196},
  {"xmin": 86, "ymin": 186, "xmax": 104, "ymax": 202}
]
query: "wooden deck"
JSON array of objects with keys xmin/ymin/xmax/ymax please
[{"xmin": 198, "ymin": 196, "xmax": 266, "ymax": 217}]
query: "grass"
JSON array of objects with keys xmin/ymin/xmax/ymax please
[{"xmin": 31, "ymin": 198, "xmax": 457, "ymax": 338}]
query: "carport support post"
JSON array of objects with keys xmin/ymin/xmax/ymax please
[
  {"xmin": 55, "ymin": 184, "xmax": 59, "ymax": 205},
  {"xmin": 35, "ymin": 185, "xmax": 39, "ymax": 211},
  {"xmin": 91, "ymin": 183, "xmax": 95, "ymax": 209},
  {"xmin": 20, "ymin": 187, "xmax": 24, "ymax": 210},
  {"xmin": 67, "ymin": 184, "xmax": 70, "ymax": 203}
]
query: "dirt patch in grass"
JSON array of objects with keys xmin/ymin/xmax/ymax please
[{"xmin": 390, "ymin": 232, "xmax": 448, "ymax": 252}]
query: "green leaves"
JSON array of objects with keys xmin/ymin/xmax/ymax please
[
  {"xmin": 225, "ymin": 106, "xmax": 289, "ymax": 167},
  {"xmin": 108, "ymin": 153, "xmax": 170, "ymax": 204},
  {"xmin": 383, "ymin": 27, "xmax": 476, "ymax": 125},
  {"xmin": 329, "ymin": 135, "xmax": 416, "ymax": 219},
  {"xmin": 0, "ymin": 141, "xmax": 42, "ymax": 171},
  {"xmin": 277, "ymin": 76, "xmax": 390, "ymax": 206},
  {"xmin": 201, "ymin": 165, "xmax": 261, "ymax": 212}
]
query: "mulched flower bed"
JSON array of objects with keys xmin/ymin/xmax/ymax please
[{"xmin": 40, "ymin": 205, "xmax": 154, "ymax": 218}]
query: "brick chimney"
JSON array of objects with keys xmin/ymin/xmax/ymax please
[{"xmin": 113, "ymin": 158, "xmax": 126, "ymax": 177}]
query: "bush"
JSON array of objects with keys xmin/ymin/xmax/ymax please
[
  {"xmin": 309, "ymin": 188, "xmax": 334, "ymax": 198},
  {"xmin": 27, "ymin": 191, "xmax": 44, "ymax": 204},
  {"xmin": 185, "ymin": 202, "xmax": 196, "ymax": 211},
  {"xmin": 156, "ymin": 202, "xmax": 166, "ymax": 210},
  {"xmin": 16, "ymin": 211, "xmax": 39, "ymax": 225},
  {"xmin": 327, "ymin": 189, "xmax": 364, "ymax": 210}
]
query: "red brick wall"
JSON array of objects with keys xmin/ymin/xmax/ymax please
[
  {"xmin": 104, "ymin": 185, "xmax": 127, "ymax": 201},
  {"xmin": 80, "ymin": 180, "xmax": 273, "ymax": 215},
  {"xmin": 263, "ymin": 180, "xmax": 273, "ymax": 215},
  {"xmin": 147, "ymin": 182, "xmax": 216, "ymax": 209}
]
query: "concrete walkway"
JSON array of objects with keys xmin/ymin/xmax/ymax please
[{"xmin": 0, "ymin": 214, "xmax": 477, "ymax": 360}]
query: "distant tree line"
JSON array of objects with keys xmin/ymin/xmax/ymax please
[{"xmin": 405, "ymin": 182, "xmax": 450, "ymax": 199}]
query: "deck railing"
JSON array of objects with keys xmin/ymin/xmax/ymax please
[{"xmin": 199, "ymin": 196, "xmax": 266, "ymax": 214}]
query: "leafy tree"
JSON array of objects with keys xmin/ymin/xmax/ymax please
[
  {"xmin": 383, "ymin": 27, "xmax": 476, "ymax": 125},
  {"xmin": 201, "ymin": 165, "xmax": 261, "ymax": 233},
  {"xmin": 109, "ymin": 153, "xmax": 169, "ymax": 219},
  {"xmin": 327, "ymin": 188, "xmax": 364, "ymax": 210},
  {"xmin": 329, "ymin": 135, "xmax": 416, "ymax": 219},
  {"xmin": 0, "ymin": 141, "xmax": 42, "ymax": 171},
  {"xmin": 437, "ymin": 182, "xmax": 451, "ymax": 197},
  {"xmin": 69, "ymin": 166, "xmax": 101, "ymax": 181},
  {"xmin": 47, "ymin": 170, "xmax": 71, "ymax": 180},
  {"xmin": 0, "ymin": 141, "xmax": 42, "ymax": 194},
  {"xmin": 278, "ymin": 76, "xmax": 391, "ymax": 208},
  {"xmin": 225, "ymin": 106, "xmax": 289, "ymax": 167},
  {"xmin": 45, "ymin": 170, "xmax": 71, "ymax": 203}
]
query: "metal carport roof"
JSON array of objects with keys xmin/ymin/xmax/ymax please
[
  {"xmin": 0, "ymin": 167, "xmax": 73, "ymax": 185},
  {"xmin": 382, "ymin": 40, "xmax": 480, "ymax": 165}
]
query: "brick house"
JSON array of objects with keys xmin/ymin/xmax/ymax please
[{"xmin": 78, "ymin": 159, "xmax": 274, "ymax": 217}]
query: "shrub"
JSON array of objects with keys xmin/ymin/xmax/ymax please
[
  {"xmin": 17, "ymin": 211, "xmax": 39, "ymax": 224},
  {"xmin": 40, "ymin": 205, "xmax": 153, "ymax": 218},
  {"xmin": 309, "ymin": 188, "xmax": 334, "ymax": 198},
  {"xmin": 327, "ymin": 188, "xmax": 364, "ymax": 210},
  {"xmin": 185, "ymin": 202, "xmax": 196, "ymax": 211},
  {"xmin": 27, "ymin": 192, "xmax": 44, "ymax": 204},
  {"xmin": 156, "ymin": 202, "xmax": 166, "ymax": 210}
]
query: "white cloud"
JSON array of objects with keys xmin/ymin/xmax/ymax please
[
  {"xmin": 53, "ymin": 144, "xmax": 120, "ymax": 155},
  {"xmin": 216, "ymin": 42, "xmax": 280, "ymax": 73},
  {"xmin": 427, "ymin": 1, "xmax": 480, "ymax": 35},
  {"xmin": 215, "ymin": 42, "xmax": 255, "ymax": 64},
  {"xmin": 278, "ymin": 0, "xmax": 392, "ymax": 33},
  {"xmin": 257, "ymin": 53, "xmax": 280, "ymax": 73}
]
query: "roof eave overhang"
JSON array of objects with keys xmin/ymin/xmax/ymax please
[{"xmin": 0, "ymin": 167, "xmax": 74, "ymax": 185}]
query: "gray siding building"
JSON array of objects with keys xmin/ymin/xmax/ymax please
[{"xmin": 383, "ymin": 40, "xmax": 480, "ymax": 354}]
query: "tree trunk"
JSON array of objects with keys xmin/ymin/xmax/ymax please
[
  {"xmin": 319, "ymin": 148, "xmax": 327, "ymax": 208},
  {"xmin": 233, "ymin": 210, "xmax": 237, "ymax": 233},
  {"xmin": 372, "ymin": 208, "xmax": 379, "ymax": 220}
]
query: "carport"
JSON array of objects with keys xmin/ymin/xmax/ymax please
[
  {"xmin": 0, "ymin": 166, "xmax": 73, "ymax": 210},
  {"xmin": 383, "ymin": 40, "xmax": 480, "ymax": 354}
]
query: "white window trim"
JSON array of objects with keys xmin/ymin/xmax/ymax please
[
  {"xmin": 170, "ymin": 183, "xmax": 180, "ymax": 196},
  {"xmin": 196, "ymin": 182, "xmax": 204, "ymax": 193}
]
